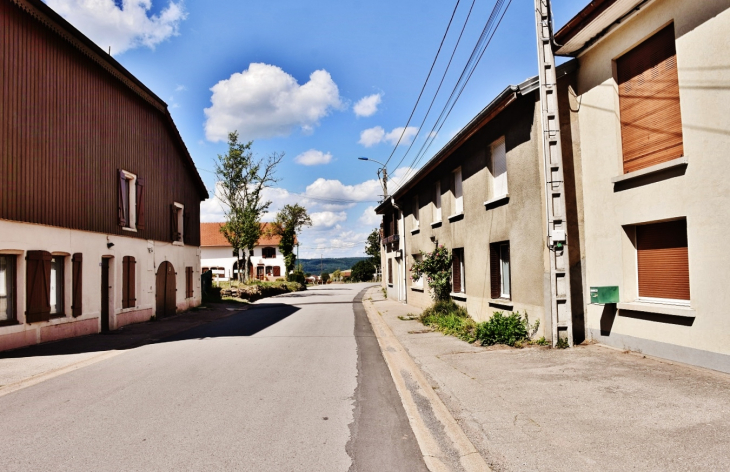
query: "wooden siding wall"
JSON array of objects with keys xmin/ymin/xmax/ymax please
[{"xmin": 0, "ymin": 1, "xmax": 202, "ymax": 245}]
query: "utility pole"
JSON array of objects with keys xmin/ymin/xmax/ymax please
[
  {"xmin": 320, "ymin": 253, "xmax": 323, "ymax": 284},
  {"xmin": 534, "ymin": 0, "xmax": 573, "ymax": 347},
  {"xmin": 380, "ymin": 167, "xmax": 388, "ymax": 197}
]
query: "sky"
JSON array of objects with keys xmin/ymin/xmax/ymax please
[{"xmin": 44, "ymin": 0, "xmax": 588, "ymax": 258}]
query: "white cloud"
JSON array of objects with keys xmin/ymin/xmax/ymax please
[
  {"xmin": 175, "ymin": 84, "xmax": 186, "ymax": 92},
  {"xmin": 305, "ymin": 177, "xmax": 381, "ymax": 202},
  {"xmin": 300, "ymin": 230, "xmax": 369, "ymax": 259},
  {"xmin": 46, "ymin": 0, "xmax": 186, "ymax": 55},
  {"xmin": 358, "ymin": 125, "xmax": 417, "ymax": 147},
  {"xmin": 358, "ymin": 206, "xmax": 380, "ymax": 226},
  {"xmin": 294, "ymin": 149, "xmax": 332, "ymax": 166},
  {"xmin": 310, "ymin": 211, "xmax": 347, "ymax": 229},
  {"xmin": 204, "ymin": 63, "xmax": 343, "ymax": 142},
  {"xmin": 353, "ymin": 93, "xmax": 382, "ymax": 117}
]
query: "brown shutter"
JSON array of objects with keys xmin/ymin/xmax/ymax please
[
  {"xmin": 72, "ymin": 253, "xmax": 82, "ymax": 317},
  {"xmin": 637, "ymin": 219, "xmax": 689, "ymax": 300},
  {"xmin": 185, "ymin": 267, "xmax": 193, "ymax": 298},
  {"xmin": 170, "ymin": 205, "xmax": 179, "ymax": 241},
  {"xmin": 118, "ymin": 170, "xmax": 127, "ymax": 227},
  {"xmin": 388, "ymin": 259, "xmax": 393, "ymax": 284},
  {"xmin": 129, "ymin": 257, "xmax": 136, "ymax": 307},
  {"xmin": 452, "ymin": 249, "xmax": 461, "ymax": 293},
  {"xmin": 618, "ymin": 24, "xmax": 683, "ymax": 174},
  {"xmin": 26, "ymin": 250, "xmax": 51, "ymax": 323},
  {"xmin": 136, "ymin": 177, "xmax": 145, "ymax": 230},
  {"xmin": 273, "ymin": 266, "xmax": 281, "ymax": 277},
  {"xmin": 122, "ymin": 256, "xmax": 129, "ymax": 308},
  {"xmin": 490, "ymin": 244, "xmax": 500, "ymax": 299}
]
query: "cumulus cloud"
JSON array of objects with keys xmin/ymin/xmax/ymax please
[
  {"xmin": 204, "ymin": 63, "xmax": 343, "ymax": 142},
  {"xmin": 358, "ymin": 126, "xmax": 417, "ymax": 147},
  {"xmin": 300, "ymin": 230, "xmax": 369, "ymax": 259},
  {"xmin": 353, "ymin": 93, "xmax": 382, "ymax": 117},
  {"xmin": 358, "ymin": 206, "xmax": 380, "ymax": 226},
  {"xmin": 310, "ymin": 211, "xmax": 347, "ymax": 229},
  {"xmin": 294, "ymin": 149, "xmax": 332, "ymax": 166},
  {"xmin": 46, "ymin": 0, "xmax": 186, "ymax": 55}
]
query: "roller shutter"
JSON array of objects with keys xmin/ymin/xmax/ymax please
[
  {"xmin": 490, "ymin": 244, "xmax": 501, "ymax": 299},
  {"xmin": 637, "ymin": 219, "xmax": 689, "ymax": 300},
  {"xmin": 72, "ymin": 253, "xmax": 83, "ymax": 317}
]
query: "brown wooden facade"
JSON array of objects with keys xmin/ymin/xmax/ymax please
[{"xmin": 0, "ymin": 0, "xmax": 207, "ymax": 245}]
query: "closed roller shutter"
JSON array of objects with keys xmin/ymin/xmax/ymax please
[
  {"xmin": 452, "ymin": 249, "xmax": 463, "ymax": 293},
  {"xmin": 490, "ymin": 244, "xmax": 500, "ymax": 299},
  {"xmin": 72, "ymin": 253, "xmax": 83, "ymax": 317},
  {"xmin": 637, "ymin": 219, "xmax": 689, "ymax": 300},
  {"xmin": 617, "ymin": 24, "xmax": 683, "ymax": 174}
]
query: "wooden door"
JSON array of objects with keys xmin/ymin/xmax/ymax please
[
  {"xmin": 101, "ymin": 258, "xmax": 110, "ymax": 332},
  {"xmin": 156, "ymin": 261, "xmax": 176, "ymax": 318}
]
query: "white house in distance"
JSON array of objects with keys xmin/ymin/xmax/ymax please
[{"xmin": 201, "ymin": 223, "xmax": 289, "ymax": 281}]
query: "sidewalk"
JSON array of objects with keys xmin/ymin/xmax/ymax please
[
  {"xmin": 364, "ymin": 287, "xmax": 730, "ymax": 472},
  {"xmin": 0, "ymin": 303, "xmax": 247, "ymax": 395}
]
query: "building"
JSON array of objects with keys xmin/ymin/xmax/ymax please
[
  {"xmin": 0, "ymin": 0, "xmax": 207, "ymax": 352},
  {"xmin": 555, "ymin": 0, "xmax": 730, "ymax": 371},
  {"xmin": 376, "ymin": 62, "xmax": 584, "ymax": 340},
  {"xmin": 200, "ymin": 223, "xmax": 288, "ymax": 281}
]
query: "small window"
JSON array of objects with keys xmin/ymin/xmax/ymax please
[
  {"xmin": 118, "ymin": 170, "xmax": 139, "ymax": 230},
  {"xmin": 265, "ymin": 266, "xmax": 273, "ymax": 277},
  {"xmin": 262, "ymin": 247, "xmax": 276, "ymax": 258},
  {"xmin": 122, "ymin": 256, "xmax": 136, "ymax": 309},
  {"xmin": 411, "ymin": 254, "xmax": 423, "ymax": 289},
  {"xmin": 452, "ymin": 248, "xmax": 465, "ymax": 294},
  {"xmin": 185, "ymin": 267, "xmax": 193, "ymax": 299},
  {"xmin": 388, "ymin": 258, "xmax": 393, "ymax": 285},
  {"xmin": 490, "ymin": 137, "xmax": 508, "ymax": 198},
  {"xmin": 452, "ymin": 168, "xmax": 463, "ymax": 215},
  {"xmin": 171, "ymin": 203, "xmax": 184, "ymax": 243},
  {"xmin": 50, "ymin": 256, "xmax": 65, "ymax": 317},
  {"xmin": 636, "ymin": 219, "xmax": 689, "ymax": 301},
  {"xmin": 433, "ymin": 181, "xmax": 442, "ymax": 222},
  {"xmin": 490, "ymin": 242, "xmax": 510, "ymax": 300},
  {"xmin": 0, "ymin": 255, "xmax": 16, "ymax": 323},
  {"xmin": 412, "ymin": 196, "xmax": 419, "ymax": 229}
]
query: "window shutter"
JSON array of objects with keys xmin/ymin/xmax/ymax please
[
  {"xmin": 183, "ymin": 210, "xmax": 190, "ymax": 244},
  {"xmin": 129, "ymin": 257, "xmax": 136, "ymax": 307},
  {"xmin": 452, "ymin": 249, "xmax": 461, "ymax": 293},
  {"xmin": 617, "ymin": 24, "xmax": 683, "ymax": 173},
  {"xmin": 26, "ymin": 250, "xmax": 51, "ymax": 323},
  {"xmin": 170, "ymin": 205, "xmax": 179, "ymax": 241},
  {"xmin": 388, "ymin": 259, "xmax": 393, "ymax": 284},
  {"xmin": 637, "ymin": 220, "xmax": 689, "ymax": 300},
  {"xmin": 136, "ymin": 177, "xmax": 145, "ymax": 230},
  {"xmin": 273, "ymin": 266, "xmax": 281, "ymax": 277},
  {"xmin": 185, "ymin": 267, "xmax": 193, "ymax": 298},
  {"xmin": 122, "ymin": 256, "xmax": 129, "ymax": 308},
  {"xmin": 118, "ymin": 170, "xmax": 127, "ymax": 227},
  {"xmin": 72, "ymin": 253, "xmax": 82, "ymax": 317},
  {"xmin": 490, "ymin": 244, "xmax": 500, "ymax": 299}
]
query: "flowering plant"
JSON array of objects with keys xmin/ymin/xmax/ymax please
[{"xmin": 411, "ymin": 245, "xmax": 452, "ymax": 301}]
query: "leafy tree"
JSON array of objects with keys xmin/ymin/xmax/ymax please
[
  {"xmin": 365, "ymin": 228, "xmax": 381, "ymax": 267},
  {"xmin": 332, "ymin": 269, "xmax": 341, "ymax": 282},
  {"xmin": 351, "ymin": 259, "xmax": 376, "ymax": 282},
  {"xmin": 270, "ymin": 204, "xmax": 312, "ymax": 281},
  {"xmin": 410, "ymin": 245, "xmax": 452, "ymax": 301},
  {"xmin": 215, "ymin": 131, "xmax": 282, "ymax": 282},
  {"xmin": 320, "ymin": 272, "xmax": 330, "ymax": 284}
]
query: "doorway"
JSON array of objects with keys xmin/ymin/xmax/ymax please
[
  {"xmin": 101, "ymin": 258, "xmax": 110, "ymax": 332},
  {"xmin": 156, "ymin": 261, "xmax": 176, "ymax": 318}
]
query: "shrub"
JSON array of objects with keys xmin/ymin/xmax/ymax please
[
  {"xmin": 411, "ymin": 246, "xmax": 452, "ymax": 301},
  {"xmin": 475, "ymin": 311, "xmax": 535, "ymax": 347},
  {"xmin": 419, "ymin": 300, "xmax": 476, "ymax": 342},
  {"xmin": 351, "ymin": 259, "xmax": 376, "ymax": 282},
  {"xmin": 289, "ymin": 270, "xmax": 306, "ymax": 285}
]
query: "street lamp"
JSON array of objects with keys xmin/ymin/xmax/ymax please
[{"xmin": 358, "ymin": 157, "xmax": 388, "ymax": 197}]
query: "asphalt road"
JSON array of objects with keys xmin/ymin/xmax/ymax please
[{"xmin": 0, "ymin": 283, "xmax": 426, "ymax": 471}]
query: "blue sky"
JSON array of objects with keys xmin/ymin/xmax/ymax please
[{"xmin": 45, "ymin": 0, "xmax": 588, "ymax": 258}]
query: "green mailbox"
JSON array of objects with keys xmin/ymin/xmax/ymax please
[{"xmin": 590, "ymin": 286, "xmax": 619, "ymax": 304}]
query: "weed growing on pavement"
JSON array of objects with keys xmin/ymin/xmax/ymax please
[
  {"xmin": 381, "ymin": 287, "xmax": 387, "ymax": 299},
  {"xmin": 398, "ymin": 314, "xmax": 419, "ymax": 321},
  {"xmin": 556, "ymin": 336, "xmax": 570, "ymax": 349},
  {"xmin": 419, "ymin": 300, "xmax": 477, "ymax": 343},
  {"xmin": 475, "ymin": 311, "xmax": 538, "ymax": 347}
]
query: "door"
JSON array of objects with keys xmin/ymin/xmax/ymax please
[
  {"xmin": 156, "ymin": 261, "xmax": 176, "ymax": 318},
  {"xmin": 101, "ymin": 258, "xmax": 110, "ymax": 332},
  {"xmin": 256, "ymin": 266, "xmax": 264, "ymax": 280}
]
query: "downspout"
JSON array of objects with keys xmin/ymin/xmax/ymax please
[{"xmin": 391, "ymin": 198, "xmax": 407, "ymax": 305}]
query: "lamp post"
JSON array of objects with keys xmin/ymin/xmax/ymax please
[{"xmin": 358, "ymin": 157, "xmax": 388, "ymax": 197}]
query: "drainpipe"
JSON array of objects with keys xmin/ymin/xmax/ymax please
[{"xmin": 390, "ymin": 198, "xmax": 407, "ymax": 305}]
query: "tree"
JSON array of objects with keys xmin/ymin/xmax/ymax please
[
  {"xmin": 215, "ymin": 131, "xmax": 282, "ymax": 282},
  {"xmin": 350, "ymin": 259, "xmax": 376, "ymax": 282},
  {"xmin": 411, "ymin": 245, "xmax": 452, "ymax": 301},
  {"xmin": 332, "ymin": 269, "xmax": 341, "ymax": 282},
  {"xmin": 270, "ymin": 204, "xmax": 312, "ymax": 281},
  {"xmin": 320, "ymin": 272, "xmax": 330, "ymax": 284},
  {"xmin": 365, "ymin": 228, "xmax": 381, "ymax": 267}
]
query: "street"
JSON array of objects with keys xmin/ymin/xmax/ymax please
[{"xmin": 0, "ymin": 284, "xmax": 426, "ymax": 472}]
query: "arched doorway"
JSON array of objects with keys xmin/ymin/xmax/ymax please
[{"xmin": 156, "ymin": 261, "xmax": 176, "ymax": 318}]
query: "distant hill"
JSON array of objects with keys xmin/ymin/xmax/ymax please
[{"xmin": 298, "ymin": 257, "xmax": 367, "ymax": 275}]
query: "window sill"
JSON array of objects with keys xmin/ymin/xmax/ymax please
[
  {"xmin": 488, "ymin": 299, "xmax": 513, "ymax": 309},
  {"xmin": 410, "ymin": 286, "xmax": 424, "ymax": 292},
  {"xmin": 49, "ymin": 313, "xmax": 67, "ymax": 319},
  {"xmin": 122, "ymin": 227, "xmax": 137, "ymax": 233},
  {"xmin": 387, "ymin": 284, "xmax": 393, "ymax": 288},
  {"xmin": 450, "ymin": 292, "xmax": 467, "ymax": 300},
  {"xmin": 484, "ymin": 193, "xmax": 509, "ymax": 208},
  {"xmin": 611, "ymin": 157, "xmax": 688, "ymax": 184},
  {"xmin": 447, "ymin": 212, "xmax": 464, "ymax": 222},
  {"xmin": 617, "ymin": 301, "xmax": 695, "ymax": 318},
  {"xmin": 0, "ymin": 319, "xmax": 20, "ymax": 328},
  {"xmin": 411, "ymin": 228, "xmax": 420, "ymax": 235},
  {"xmin": 173, "ymin": 241, "xmax": 184, "ymax": 247},
  {"xmin": 431, "ymin": 220, "xmax": 442, "ymax": 228}
]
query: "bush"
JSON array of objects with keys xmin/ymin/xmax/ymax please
[
  {"xmin": 419, "ymin": 300, "xmax": 477, "ymax": 342},
  {"xmin": 351, "ymin": 259, "xmax": 376, "ymax": 282},
  {"xmin": 474, "ymin": 311, "xmax": 534, "ymax": 347},
  {"xmin": 289, "ymin": 270, "xmax": 306, "ymax": 285}
]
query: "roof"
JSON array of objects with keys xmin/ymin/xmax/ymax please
[
  {"xmin": 554, "ymin": 0, "xmax": 652, "ymax": 56},
  {"xmin": 201, "ymin": 222, "xmax": 295, "ymax": 247},
  {"xmin": 12, "ymin": 0, "xmax": 208, "ymax": 200},
  {"xmin": 376, "ymin": 60, "xmax": 577, "ymax": 213}
]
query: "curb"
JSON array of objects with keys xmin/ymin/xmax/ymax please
[{"xmin": 362, "ymin": 288, "xmax": 491, "ymax": 472}]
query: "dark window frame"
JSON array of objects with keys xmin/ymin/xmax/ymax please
[
  {"xmin": 49, "ymin": 255, "xmax": 66, "ymax": 318},
  {"xmin": 0, "ymin": 255, "xmax": 18, "ymax": 326}
]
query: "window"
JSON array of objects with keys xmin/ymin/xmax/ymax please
[
  {"xmin": 412, "ymin": 196, "xmax": 419, "ymax": 229},
  {"xmin": 490, "ymin": 242, "xmax": 511, "ymax": 300},
  {"xmin": 617, "ymin": 24, "xmax": 683, "ymax": 174},
  {"xmin": 265, "ymin": 266, "xmax": 273, "ymax": 277},
  {"xmin": 452, "ymin": 168, "xmax": 463, "ymax": 215},
  {"xmin": 452, "ymin": 248, "xmax": 465, "ymax": 294},
  {"xmin": 388, "ymin": 258, "xmax": 393, "ymax": 285},
  {"xmin": 122, "ymin": 256, "xmax": 136, "ymax": 309},
  {"xmin": 433, "ymin": 181, "xmax": 442, "ymax": 222},
  {"xmin": 50, "ymin": 256, "xmax": 65, "ymax": 317},
  {"xmin": 185, "ymin": 266, "xmax": 194, "ymax": 299},
  {"xmin": 0, "ymin": 255, "xmax": 16, "ymax": 323},
  {"xmin": 490, "ymin": 137, "xmax": 508, "ymax": 198},
  {"xmin": 636, "ymin": 219, "xmax": 689, "ymax": 302},
  {"xmin": 118, "ymin": 170, "xmax": 145, "ymax": 230},
  {"xmin": 411, "ymin": 254, "xmax": 423, "ymax": 289},
  {"xmin": 171, "ymin": 203, "xmax": 185, "ymax": 244},
  {"xmin": 262, "ymin": 247, "xmax": 276, "ymax": 258},
  {"xmin": 26, "ymin": 250, "xmax": 52, "ymax": 323},
  {"xmin": 72, "ymin": 253, "xmax": 82, "ymax": 317}
]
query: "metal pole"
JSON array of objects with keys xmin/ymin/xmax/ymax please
[{"xmin": 382, "ymin": 167, "xmax": 388, "ymax": 197}]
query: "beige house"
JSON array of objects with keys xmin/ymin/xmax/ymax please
[
  {"xmin": 554, "ymin": 0, "xmax": 730, "ymax": 371},
  {"xmin": 377, "ymin": 63, "xmax": 584, "ymax": 341}
]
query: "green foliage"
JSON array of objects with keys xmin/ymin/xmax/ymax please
[
  {"xmin": 332, "ymin": 269, "xmax": 342, "ymax": 281},
  {"xmin": 351, "ymin": 259, "xmax": 376, "ymax": 282},
  {"xmin": 320, "ymin": 272, "xmax": 330, "ymax": 283},
  {"xmin": 419, "ymin": 300, "xmax": 476, "ymax": 342},
  {"xmin": 270, "ymin": 203, "xmax": 312, "ymax": 280},
  {"xmin": 531, "ymin": 336, "xmax": 550, "ymax": 346},
  {"xmin": 474, "ymin": 311, "xmax": 537, "ymax": 347},
  {"xmin": 298, "ymin": 257, "xmax": 366, "ymax": 274},
  {"xmin": 410, "ymin": 246, "xmax": 452, "ymax": 301},
  {"xmin": 556, "ymin": 336, "xmax": 570, "ymax": 349},
  {"xmin": 365, "ymin": 228, "xmax": 381, "ymax": 267},
  {"xmin": 290, "ymin": 270, "xmax": 306, "ymax": 285}
]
